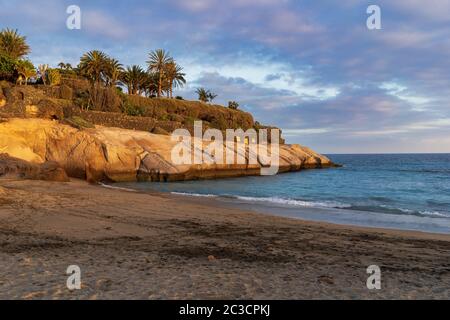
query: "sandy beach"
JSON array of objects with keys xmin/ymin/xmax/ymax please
[{"xmin": 0, "ymin": 178, "xmax": 449, "ymax": 299}]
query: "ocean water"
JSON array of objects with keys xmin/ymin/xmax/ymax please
[{"xmin": 115, "ymin": 154, "xmax": 450, "ymax": 234}]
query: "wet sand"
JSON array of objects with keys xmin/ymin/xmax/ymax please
[{"xmin": 0, "ymin": 178, "xmax": 449, "ymax": 299}]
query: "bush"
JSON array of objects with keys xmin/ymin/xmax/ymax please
[
  {"xmin": 228, "ymin": 101, "xmax": 239, "ymax": 110},
  {"xmin": 74, "ymin": 90, "xmax": 91, "ymax": 110},
  {"xmin": 122, "ymin": 101, "xmax": 145, "ymax": 116},
  {"xmin": 169, "ymin": 113, "xmax": 184, "ymax": 122},
  {"xmin": 65, "ymin": 116, "xmax": 95, "ymax": 129},
  {"xmin": 0, "ymin": 53, "xmax": 17, "ymax": 81},
  {"xmin": 46, "ymin": 69, "xmax": 61, "ymax": 86},
  {"xmin": 175, "ymin": 96, "xmax": 183, "ymax": 100}
]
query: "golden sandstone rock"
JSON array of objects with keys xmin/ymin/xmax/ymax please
[{"xmin": 0, "ymin": 118, "xmax": 335, "ymax": 183}]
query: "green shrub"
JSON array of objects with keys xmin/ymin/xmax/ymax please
[
  {"xmin": 122, "ymin": 101, "xmax": 145, "ymax": 116},
  {"xmin": 175, "ymin": 96, "xmax": 183, "ymax": 100},
  {"xmin": 65, "ymin": 116, "xmax": 95, "ymax": 129},
  {"xmin": 0, "ymin": 53, "xmax": 17, "ymax": 81},
  {"xmin": 169, "ymin": 113, "xmax": 184, "ymax": 122},
  {"xmin": 47, "ymin": 69, "xmax": 61, "ymax": 86},
  {"xmin": 228, "ymin": 101, "xmax": 239, "ymax": 110},
  {"xmin": 158, "ymin": 114, "xmax": 169, "ymax": 121},
  {"xmin": 74, "ymin": 90, "xmax": 91, "ymax": 110}
]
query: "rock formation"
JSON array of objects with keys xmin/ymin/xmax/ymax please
[
  {"xmin": 0, "ymin": 153, "xmax": 69, "ymax": 182},
  {"xmin": 0, "ymin": 118, "xmax": 335, "ymax": 183}
]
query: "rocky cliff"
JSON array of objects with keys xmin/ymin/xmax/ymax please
[
  {"xmin": 0, "ymin": 82, "xmax": 284, "ymax": 143},
  {"xmin": 0, "ymin": 118, "xmax": 335, "ymax": 182}
]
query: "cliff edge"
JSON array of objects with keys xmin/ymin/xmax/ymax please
[{"xmin": 0, "ymin": 118, "xmax": 335, "ymax": 182}]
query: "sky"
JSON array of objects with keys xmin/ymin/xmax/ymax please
[{"xmin": 1, "ymin": 0, "xmax": 449, "ymax": 153}]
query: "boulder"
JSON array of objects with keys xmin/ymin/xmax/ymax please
[
  {"xmin": 0, "ymin": 153, "xmax": 69, "ymax": 182},
  {"xmin": 36, "ymin": 99, "xmax": 64, "ymax": 120}
]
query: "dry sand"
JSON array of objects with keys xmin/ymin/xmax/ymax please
[{"xmin": 0, "ymin": 178, "xmax": 449, "ymax": 299}]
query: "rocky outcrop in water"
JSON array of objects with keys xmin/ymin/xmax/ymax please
[{"xmin": 0, "ymin": 118, "xmax": 335, "ymax": 183}]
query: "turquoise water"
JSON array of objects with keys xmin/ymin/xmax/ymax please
[{"xmin": 115, "ymin": 154, "xmax": 450, "ymax": 234}]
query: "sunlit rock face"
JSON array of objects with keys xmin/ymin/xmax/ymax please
[{"xmin": 0, "ymin": 118, "xmax": 335, "ymax": 183}]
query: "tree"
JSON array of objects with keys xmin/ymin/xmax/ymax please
[
  {"xmin": 104, "ymin": 58, "xmax": 123, "ymax": 87},
  {"xmin": 0, "ymin": 28, "xmax": 30, "ymax": 60},
  {"xmin": 57, "ymin": 62, "xmax": 76, "ymax": 78},
  {"xmin": 0, "ymin": 53, "xmax": 17, "ymax": 81},
  {"xmin": 196, "ymin": 88, "xmax": 209, "ymax": 103},
  {"xmin": 121, "ymin": 65, "xmax": 147, "ymax": 95},
  {"xmin": 228, "ymin": 101, "xmax": 239, "ymax": 110},
  {"xmin": 142, "ymin": 72, "xmax": 159, "ymax": 97},
  {"xmin": 208, "ymin": 91, "xmax": 218, "ymax": 103},
  {"xmin": 58, "ymin": 62, "xmax": 73, "ymax": 71},
  {"xmin": 146, "ymin": 49, "xmax": 173, "ymax": 97},
  {"xmin": 15, "ymin": 60, "xmax": 36, "ymax": 85},
  {"xmin": 78, "ymin": 50, "xmax": 109, "ymax": 84},
  {"xmin": 164, "ymin": 61, "xmax": 186, "ymax": 98}
]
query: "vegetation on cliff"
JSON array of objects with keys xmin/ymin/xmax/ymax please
[{"xmin": 0, "ymin": 28, "xmax": 282, "ymax": 141}]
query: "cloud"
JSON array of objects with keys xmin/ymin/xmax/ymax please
[
  {"xmin": 1, "ymin": 0, "xmax": 449, "ymax": 152},
  {"xmin": 388, "ymin": 0, "xmax": 450, "ymax": 22},
  {"xmin": 265, "ymin": 74, "xmax": 283, "ymax": 81},
  {"xmin": 83, "ymin": 10, "xmax": 129, "ymax": 40}
]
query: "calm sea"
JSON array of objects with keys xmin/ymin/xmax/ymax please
[{"xmin": 115, "ymin": 154, "xmax": 450, "ymax": 234}]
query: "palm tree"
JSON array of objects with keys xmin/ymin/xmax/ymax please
[
  {"xmin": 196, "ymin": 88, "xmax": 218, "ymax": 103},
  {"xmin": 142, "ymin": 72, "xmax": 159, "ymax": 97},
  {"xmin": 0, "ymin": 28, "xmax": 30, "ymax": 59},
  {"xmin": 104, "ymin": 58, "xmax": 123, "ymax": 87},
  {"xmin": 208, "ymin": 92, "xmax": 218, "ymax": 103},
  {"xmin": 196, "ymin": 88, "xmax": 209, "ymax": 103},
  {"xmin": 15, "ymin": 60, "xmax": 36, "ymax": 85},
  {"xmin": 121, "ymin": 65, "xmax": 146, "ymax": 95},
  {"xmin": 78, "ymin": 50, "xmax": 109, "ymax": 84},
  {"xmin": 146, "ymin": 49, "xmax": 173, "ymax": 97},
  {"xmin": 58, "ymin": 62, "xmax": 73, "ymax": 71},
  {"xmin": 164, "ymin": 61, "xmax": 186, "ymax": 98}
]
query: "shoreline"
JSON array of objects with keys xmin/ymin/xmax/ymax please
[
  {"xmin": 167, "ymin": 191, "xmax": 450, "ymax": 238},
  {"xmin": 0, "ymin": 178, "xmax": 449, "ymax": 299},
  {"xmin": 106, "ymin": 181, "xmax": 450, "ymax": 236},
  {"xmin": 100, "ymin": 182, "xmax": 450, "ymax": 238}
]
